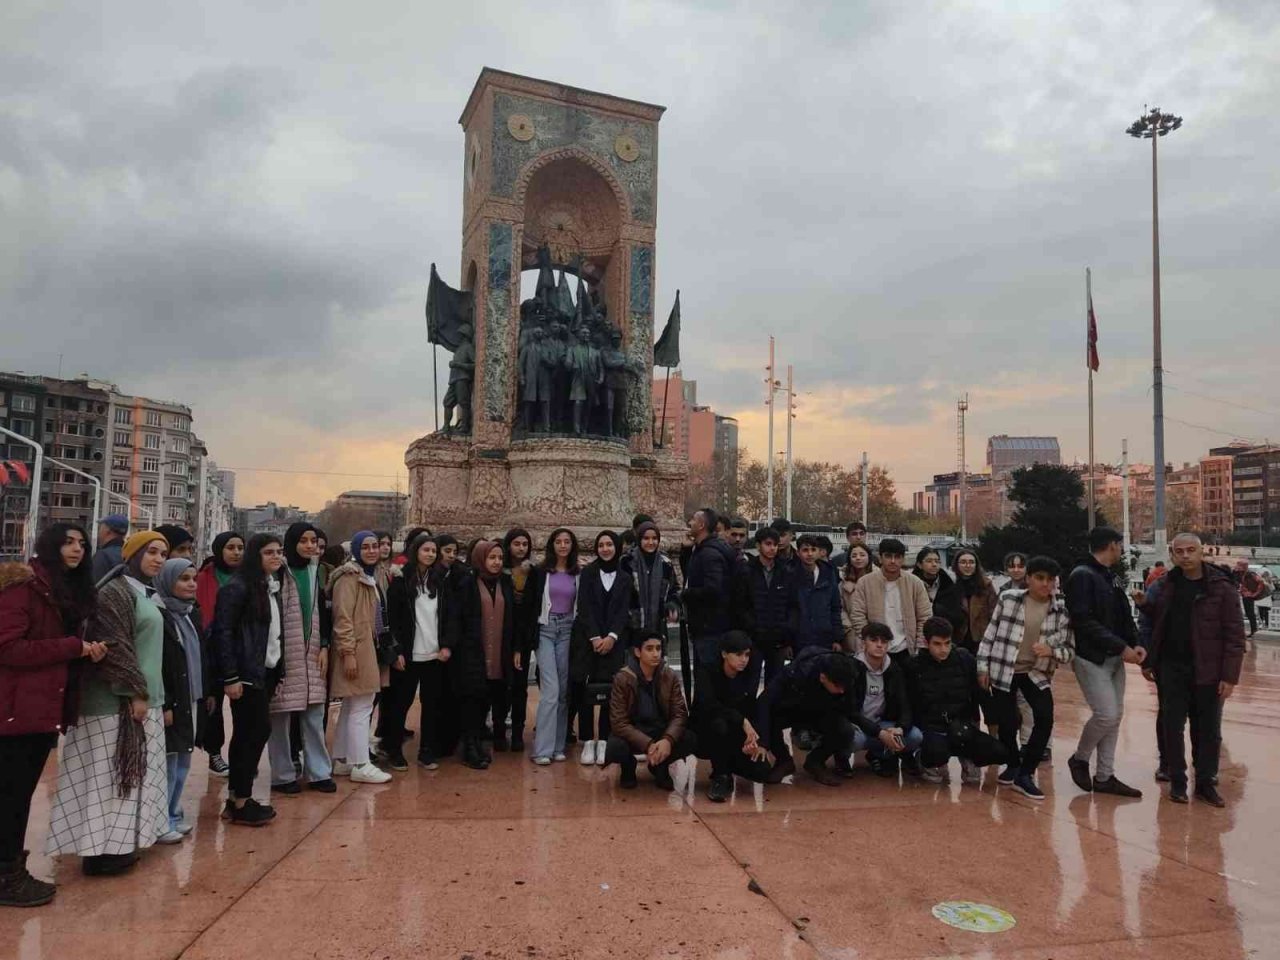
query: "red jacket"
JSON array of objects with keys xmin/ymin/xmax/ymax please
[
  {"xmin": 195, "ymin": 561, "xmax": 223, "ymax": 631},
  {"xmin": 0, "ymin": 561, "xmax": 87, "ymax": 735}
]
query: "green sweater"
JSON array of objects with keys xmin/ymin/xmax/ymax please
[{"xmin": 81, "ymin": 581, "xmax": 166, "ymax": 717}]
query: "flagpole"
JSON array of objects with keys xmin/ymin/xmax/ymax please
[
  {"xmin": 432, "ymin": 342, "xmax": 440, "ymax": 433},
  {"xmin": 1087, "ymin": 267, "xmax": 1096, "ymax": 529}
]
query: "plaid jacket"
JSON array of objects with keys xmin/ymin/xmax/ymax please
[{"xmin": 977, "ymin": 589, "xmax": 1074, "ymax": 692}]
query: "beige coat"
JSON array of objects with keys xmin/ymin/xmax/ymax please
[
  {"xmin": 848, "ymin": 568, "xmax": 934, "ymax": 654},
  {"xmin": 327, "ymin": 562, "xmax": 389, "ymax": 697}
]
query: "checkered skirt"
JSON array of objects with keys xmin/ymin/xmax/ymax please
[{"xmin": 46, "ymin": 708, "xmax": 169, "ymax": 857}]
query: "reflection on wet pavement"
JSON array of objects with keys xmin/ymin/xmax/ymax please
[{"xmin": 4, "ymin": 641, "xmax": 1279, "ymax": 958}]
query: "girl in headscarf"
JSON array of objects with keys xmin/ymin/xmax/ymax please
[
  {"xmin": 570, "ymin": 531, "xmax": 633, "ymax": 766},
  {"xmin": 384, "ymin": 533, "xmax": 447, "ymax": 769},
  {"xmin": 195, "ymin": 531, "xmax": 243, "ymax": 779},
  {"xmin": 46, "ymin": 531, "xmax": 170, "ymax": 876},
  {"xmin": 502, "ymin": 528, "xmax": 536, "ymax": 751},
  {"xmin": 327, "ymin": 532, "xmax": 393, "ymax": 783},
  {"xmin": 446, "ymin": 540, "xmax": 516, "ymax": 769},
  {"xmin": 155, "ymin": 557, "xmax": 209, "ymax": 843},
  {"xmin": 0, "ymin": 523, "xmax": 101, "ymax": 905},
  {"xmin": 265, "ymin": 523, "xmax": 334, "ymax": 795},
  {"xmin": 622, "ymin": 521, "xmax": 679, "ymax": 646},
  {"xmin": 212, "ymin": 534, "xmax": 288, "ymax": 825}
]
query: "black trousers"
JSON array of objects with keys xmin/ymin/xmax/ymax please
[
  {"xmin": 1155, "ymin": 679, "xmax": 1207, "ymax": 771},
  {"xmin": 1243, "ymin": 598, "xmax": 1257, "ymax": 635},
  {"xmin": 0, "ymin": 732, "xmax": 56, "ymax": 862},
  {"xmin": 992, "ymin": 674, "xmax": 1053, "ymax": 775},
  {"xmin": 486, "ymin": 679, "xmax": 510, "ymax": 741},
  {"xmin": 1158, "ymin": 659, "xmax": 1223, "ymax": 789},
  {"xmin": 695, "ymin": 713, "xmax": 773, "ymax": 781},
  {"xmin": 604, "ymin": 730, "xmax": 697, "ymax": 776},
  {"xmin": 203, "ymin": 690, "xmax": 226, "ymax": 755},
  {"xmin": 509, "ymin": 661, "xmax": 530, "ymax": 737},
  {"xmin": 228, "ymin": 686, "xmax": 272, "ymax": 800},
  {"xmin": 573, "ymin": 682, "xmax": 612, "ymax": 742},
  {"xmin": 920, "ymin": 725, "xmax": 1009, "ymax": 769},
  {"xmin": 769, "ymin": 707, "xmax": 856, "ymax": 766},
  {"xmin": 384, "ymin": 660, "xmax": 447, "ymax": 760}
]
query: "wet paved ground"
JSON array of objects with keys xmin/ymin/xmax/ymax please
[{"xmin": 4, "ymin": 638, "xmax": 1279, "ymax": 959}]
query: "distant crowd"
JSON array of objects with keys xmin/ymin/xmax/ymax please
[{"xmin": 0, "ymin": 510, "xmax": 1251, "ymax": 907}]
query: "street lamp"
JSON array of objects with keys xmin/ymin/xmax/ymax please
[{"xmin": 1127, "ymin": 105, "xmax": 1182, "ymax": 553}]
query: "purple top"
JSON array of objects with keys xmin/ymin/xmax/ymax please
[{"xmin": 548, "ymin": 571, "xmax": 577, "ymax": 615}]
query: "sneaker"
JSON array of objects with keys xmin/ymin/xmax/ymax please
[
  {"xmin": 649, "ymin": 763, "xmax": 676, "ymax": 791},
  {"xmin": 350, "ymin": 763, "xmax": 393, "ymax": 784},
  {"xmin": 902, "ymin": 754, "xmax": 923, "ymax": 778},
  {"xmin": 763, "ymin": 758, "xmax": 796, "ymax": 784},
  {"xmin": 997, "ymin": 766, "xmax": 1017, "ymax": 786},
  {"xmin": 245, "ymin": 798, "xmax": 277, "ymax": 820},
  {"xmin": 384, "ymin": 752, "xmax": 409, "ymax": 772},
  {"xmin": 1169, "ymin": 784, "xmax": 1189, "ymax": 804},
  {"xmin": 1067, "ymin": 756, "xmax": 1093, "ymax": 792},
  {"xmin": 156, "ymin": 830, "xmax": 184, "ymax": 845},
  {"xmin": 833, "ymin": 757, "xmax": 857, "ymax": 779},
  {"xmin": 874, "ymin": 756, "xmax": 900, "ymax": 779},
  {"xmin": 921, "ymin": 766, "xmax": 948, "ymax": 784},
  {"xmin": 553, "ymin": 752, "xmax": 567, "ymax": 762},
  {"xmin": 175, "ymin": 821, "xmax": 194, "ymax": 836},
  {"xmin": 532, "ymin": 756, "xmax": 552, "ymax": 766},
  {"xmin": 307, "ymin": 778, "xmax": 338, "ymax": 793},
  {"xmin": 1013, "ymin": 774, "xmax": 1045, "ymax": 800},
  {"xmin": 1195, "ymin": 783, "xmax": 1226, "ymax": 808},
  {"xmin": 1155, "ymin": 766, "xmax": 1171, "ymax": 783},
  {"xmin": 619, "ymin": 765, "xmax": 638, "ymax": 789},
  {"xmin": 803, "ymin": 758, "xmax": 843, "ymax": 787},
  {"xmin": 960, "ymin": 759, "xmax": 982, "ymax": 785},
  {"xmin": 0, "ymin": 856, "xmax": 55, "ymax": 907},
  {"xmin": 332, "ymin": 760, "xmax": 353, "ymax": 777},
  {"xmin": 271, "ymin": 780, "xmax": 301, "ymax": 796},
  {"xmin": 1041, "ymin": 745, "xmax": 1053, "ymax": 763},
  {"xmin": 707, "ymin": 774, "xmax": 734, "ymax": 803},
  {"xmin": 1093, "ymin": 775, "xmax": 1142, "ymax": 799},
  {"xmin": 228, "ymin": 801, "xmax": 274, "ymax": 827},
  {"xmin": 208, "ymin": 754, "xmax": 230, "ymax": 778},
  {"xmin": 417, "ymin": 756, "xmax": 441, "ymax": 771},
  {"xmin": 579, "ymin": 741, "xmax": 597, "ymax": 765},
  {"xmin": 595, "ymin": 740, "xmax": 607, "ymax": 767}
]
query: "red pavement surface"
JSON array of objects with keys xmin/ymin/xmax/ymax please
[{"xmin": 3, "ymin": 641, "xmax": 1278, "ymax": 959}]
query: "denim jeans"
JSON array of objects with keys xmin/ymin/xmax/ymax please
[
  {"xmin": 1072, "ymin": 655, "xmax": 1126, "ymax": 780},
  {"xmin": 852, "ymin": 720, "xmax": 924, "ymax": 757},
  {"xmin": 533, "ymin": 613, "xmax": 574, "ymax": 759},
  {"xmin": 268, "ymin": 703, "xmax": 332, "ymax": 785},
  {"xmin": 165, "ymin": 751, "xmax": 192, "ymax": 830}
]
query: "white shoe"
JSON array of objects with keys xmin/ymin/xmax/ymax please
[
  {"xmin": 553, "ymin": 752, "xmax": 567, "ymax": 762},
  {"xmin": 156, "ymin": 830, "xmax": 184, "ymax": 845},
  {"xmin": 595, "ymin": 740, "xmax": 607, "ymax": 766},
  {"xmin": 532, "ymin": 755, "xmax": 552, "ymax": 766},
  {"xmin": 579, "ymin": 741, "xmax": 597, "ymax": 765},
  {"xmin": 332, "ymin": 760, "xmax": 354, "ymax": 777},
  {"xmin": 350, "ymin": 762, "xmax": 392, "ymax": 784},
  {"xmin": 175, "ymin": 821, "xmax": 194, "ymax": 836}
]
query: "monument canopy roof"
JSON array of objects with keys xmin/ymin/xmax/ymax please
[{"xmin": 460, "ymin": 67, "xmax": 666, "ymax": 128}]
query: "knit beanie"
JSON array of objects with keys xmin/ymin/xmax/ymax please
[{"xmin": 123, "ymin": 530, "xmax": 169, "ymax": 562}]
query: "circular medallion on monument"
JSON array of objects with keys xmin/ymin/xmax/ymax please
[
  {"xmin": 508, "ymin": 114, "xmax": 535, "ymax": 142},
  {"xmin": 614, "ymin": 133, "xmax": 639, "ymax": 162},
  {"xmin": 466, "ymin": 133, "xmax": 481, "ymax": 187}
]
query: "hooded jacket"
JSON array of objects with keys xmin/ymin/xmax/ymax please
[
  {"xmin": 1065, "ymin": 555, "xmax": 1137, "ymax": 664},
  {"xmin": 682, "ymin": 534, "xmax": 737, "ymax": 637},
  {"xmin": 1142, "ymin": 563, "xmax": 1247, "ymax": 686},
  {"xmin": 849, "ymin": 655, "xmax": 913, "ymax": 734},
  {"xmin": 0, "ymin": 560, "xmax": 87, "ymax": 735}
]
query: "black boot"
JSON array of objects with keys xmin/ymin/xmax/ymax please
[
  {"xmin": 0, "ymin": 853, "xmax": 55, "ymax": 907},
  {"xmin": 462, "ymin": 736, "xmax": 487, "ymax": 770}
]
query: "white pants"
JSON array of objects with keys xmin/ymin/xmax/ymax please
[{"xmin": 333, "ymin": 694, "xmax": 375, "ymax": 766}]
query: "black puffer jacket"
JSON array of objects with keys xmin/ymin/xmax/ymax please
[
  {"xmin": 907, "ymin": 647, "xmax": 979, "ymax": 732},
  {"xmin": 682, "ymin": 535, "xmax": 737, "ymax": 637},
  {"xmin": 745, "ymin": 554, "xmax": 798, "ymax": 651},
  {"xmin": 570, "ymin": 562, "xmax": 632, "ymax": 684},
  {"xmin": 915, "ymin": 568, "xmax": 964, "ymax": 634},
  {"xmin": 762, "ymin": 646, "xmax": 849, "ymax": 736},
  {"xmin": 1065, "ymin": 555, "xmax": 1137, "ymax": 665},
  {"xmin": 212, "ymin": 576, "xmax": 283, "ymax": 689}
]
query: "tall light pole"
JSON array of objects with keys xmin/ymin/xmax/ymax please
[
  {"xmin": 764, "ymin": 338, "xmax": 781, "ymax": 521},
  {"xmin": 784, "ymin": 364, "xmax": 795, "ymax": 520},
  {"xmin": 1128, "ymin": 105, "xmax": 1182, "ymax": 554}
]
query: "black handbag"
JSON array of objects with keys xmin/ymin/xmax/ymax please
[{"xmin": 374, "ymin": 629, "xmax": 397, "ymax": 667}]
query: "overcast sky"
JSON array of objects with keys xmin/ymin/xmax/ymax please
[{"xmin": 5, "ymin": 1, "xmax": 1278, "ymax": 512}]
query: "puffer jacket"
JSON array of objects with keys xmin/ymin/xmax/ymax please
[
  {"xmin": 0, "ymin": 561, "xmax": 87, "ymax": 735},
  {"xmin": 747, "ymin": 554, "xmax": 798, "ymax": 652},
  {"xmin": 1143, "ymin": 563, "xmax": 1247, "ymax": 686},
  {"xmin": 793, "ymin": 560, "xmax": 842, "ymax": 653},
  {"xmin": 269, "ymin": 569, "xmax": 326, "ymax": 713},
  {"xmin": 682, "ymin": 535, "xmax": 737, "ymax": 637},
  {"xmin": 328, "ymin": 561, "xmax": 389, "ymax": 698},
  {"xmin": 212, "ymin": 575, "xmax": 283, "ymax": 690},
  {"xmin": 907, "ymin": 646, "xmax": 980, "ymax": 731}
]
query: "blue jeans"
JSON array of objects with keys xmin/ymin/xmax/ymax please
[
  {"xmin": 533, "ymin": 613, "xmax": 574, "ymax": 759},
  {"xmin": 165, "ymin": 751, "xmax": 192, "ymax": 830},
  {"xmin": 852, "ymin": 721, "xmax": 924, "ymax": 757},
  {"xmin": 268, "ymin": 703, "xmax": 332, "ymax": 785}
]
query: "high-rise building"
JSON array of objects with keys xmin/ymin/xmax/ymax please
[
  {"xmin": 986, "ymin": 436, "xmax": 1061, "ymax": 480},
  {"xmin": 714, "ymin": 414, "xmax": 740, "ymax": 513},
  {"xmin": 1199, "ymin": 454, "xmax": 1234, "ymax": 536},
  {"xmin": 1211, "ymin": 443, "xmax": 1280, "ymax": 537}
]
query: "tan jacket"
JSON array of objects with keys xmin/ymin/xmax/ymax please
[
  {"xmin": 327, "ymin": 562, "xmax": 389, "ymax": 698},
  {"xmin": 848, "ymin": 568, "xmax": 934, "ymax": 654}
]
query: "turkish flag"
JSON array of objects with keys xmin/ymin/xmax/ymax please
[
  {"xmin": 1087, "ymin": 289, "xmax": 1100, "ymax": 372},
  {"xmin": 5, "ymin": 460, "xmax": 31, "ymax": 485}
]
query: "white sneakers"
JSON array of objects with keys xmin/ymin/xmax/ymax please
[
  {"xmin": 579, "ymin": 741, "xmax": 597, "ymax": 765},
  {"xmin": 350, "ymin": 762, "xmax": 392, "ymax": 784},
  {"xmin": 595, "ymin": 740, "xmax": 607, "ymax": 766},
  {"xmin": 332, "ymin": 760, "xmax": 354, "ymax": 777},
  {"xmin": 156, "ymin": 829, "xmax": 184, "ymax": 845},
  {"xmin": 532, "ymin": 755, "xmax": 553, "ymax": 766}
]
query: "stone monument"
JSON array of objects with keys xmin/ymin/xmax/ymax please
[{"xmin": 406, "ymin": 68, "xmax": 687, "ymax": 539}]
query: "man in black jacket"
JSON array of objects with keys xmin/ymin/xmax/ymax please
[
  {"xmin": 682, "ymin": 507, "xmax": 738, "ymax": 670},
  {"xmin": 693, "ymin": 631, "xmax": 773, "ymax": 802},
  {"xmin": 1065, "ymin": 527, "xmax": 1145, "ymax": 798},
  {"xmin": 849, "ymin": 622, "xmax": 923, "ymax": 777},
  {"xmin": 745, "ymin": 528, "xmax": 798, "ymax": 688},
  {"xmin": 762, "ymin": 647, "xmax": 856, "ymax": 786},
  {"xmin": 907, "ymin": 617, "xmax": 1008, "ymax": 783}
]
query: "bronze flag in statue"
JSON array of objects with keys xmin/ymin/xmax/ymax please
[
  {"xmin": 653, "ymin": 289, "xmax": 681, "ymax": 368},
  {"xmin": 426, "ymin": 263, "xmax": 473, "ymax": 352}
]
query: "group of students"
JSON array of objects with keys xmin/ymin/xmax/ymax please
[{"xmin": 0, "ymin": 510, "xmax": 1245, "ymax": 908}]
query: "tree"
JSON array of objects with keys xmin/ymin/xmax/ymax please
[
  {"xmin": 734, "ymin": 451, "xmax": 905, "ymax": 527},
  {"xmin": 977, "ymin": 464, "xmax": 1106, "ymax": 573},
  {"xmin": 312, "ymin": 503, "xmax": 384, "ymax": 545}
]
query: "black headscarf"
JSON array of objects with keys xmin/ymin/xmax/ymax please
[
  {"xmin": 594, "ymin": 530, "xmax": 621, "ymax": 573},
  {"xmin": 284, "ymin": 521, "xmax": 319, "ymax": 569},
  {"xmin": 211, "ymin": 531, "xmax": 244, "ymax": 574}
]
